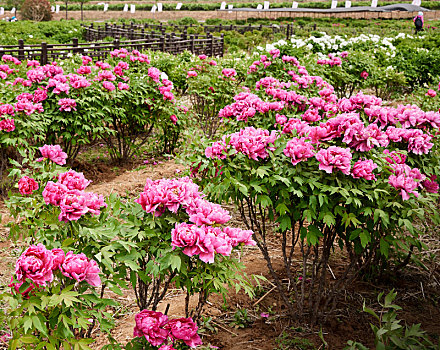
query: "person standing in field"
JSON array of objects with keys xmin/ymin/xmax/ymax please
[{"xmin": 414, "ymin": 11, "xmax": 424, "ymax": 33}]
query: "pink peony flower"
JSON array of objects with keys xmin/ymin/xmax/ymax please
[
  {"xmin": 118, "ymin": 82, "xmax": 129, "ymax": 90},
  {"xmin": 223, "ymin": 227, "xmax": 256, "ymax": 247},
  {"xmin": 15, "ymin": 243, "xmax": 54, "ymax": 286},
  {"xmin": 58, "ymin": 170, "xmax": 91, "ymax": 190},
  {"xmin": 51, "ymin": 248, "xmax": 65, "ymax": 271},
  {"xmin": 61, "ymin": 251, "xmax": 101, "ymax": 287},
  {"xmin": 165, "ymin": 318, "xmax": 202, "ymax": 348},
  {"xmin": 360, "ymin": 71, "xmax": 369, "ymax": 79},
  {"xmin": 43, "ymin": 181, "xmax": 68, "ymax": 206},
  {"xmin": 422, "ymin": 175, "xmax": 439, "ymax": 193},
  {"xmin": 315, "ymin": 146, "xmax": 352, "ymax": 175},
  {"xmin": 148, "ymin": 67, "xmax": 161, "ymax": 83},
  {"xmin": 187, "ymin": 70, "xmax": 198, "ymax": 78},
  {"xmin": 351, "ymin": 159, "xmax": 378, "ymax": 181},
  {"xmin": 171, "ymin": 223, "xmax": 215, "ymax": 263},
  {"xmin": 133, "ymin": 310, "xmax": 169, "ymax": 347},
  {"xmin": 58, "ymin": 98, "xmax": 77, "ymax": 112},
  {"xmin": 222, "ymin": 68, "xmax": 237, "ymax": 79},
  {"xmin": 283, "ymin": 137, "xmax": 315, "ymax": 165},
  {"xmin": 198, "ymin": 54, "xmax": 207, "ymax": 60},
  {"xmin": 426, "ymin": 89, "xmax": 437, "ymax": 97},
  {"xmin": 102, "ymin": 81, "xmax": 116, "ymax": 91},
  {"xmin": 58, "ymin": 190, "xmax": 89, "ymax": 222},
  {"xmin": 18, "ymin": 176, "xmax": 39, "ymax": 195},
  {"xmin": 0, "ymin": 118, "xmax": 15, "ymax": 132},
  {"xmin": 39, "ymin": 144, "xmax": 67, "ymax": 165},
  {"xmin": 187, "ymin": 198, "xmax": 231, "ymax": 226},
  {"xmin": 170, "ymin": 114, "xmax": 178, "ymax": 125}
]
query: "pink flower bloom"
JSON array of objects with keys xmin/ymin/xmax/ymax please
[
  {"xmin": 148, "ymin": 67, "xmax": 161, "ymax": 83},
  {"xmin": 58, "ymin": 170, "xmax": 91, "ymax": 190},
  {"xmin": 340, "ymin": 51, "xmax": 348, "ymax": 58},
  {"xmin": 0, "ymin": 118, "xmax": 15, "ymax": 132},
  {"xmin": 82, "ymin": 56, "xmax": 93, "ymax": 65},
  {"xmin": 426, "ymin": 89, "xmax": 436, "ymax": 97},
  {"xmin": 351, "ymin": 159, "xmax": 378, "ymax": 181},
  {"xmin": 208, "ymin": 60, "xmax": 217, "ymax": 66},
  {"xmin": 58, "ymin": 98, "xmax": 77, "ymax": 112},
  {"xmin": 171, "ymin": 223, "xmax": 215, "ymax": 263},
  {"xmin": 198, "ymin": 54, "xmax": 207, "ymax": 60},
  {"xmin": 18, "ymin": 176, "xmax": 39, "ymax": 195},
  {"xmin": 388, "ymin": 164, "xmax": 424, "ymax": 200},
  {"xmin": 187, "ymin": 70, "xmax": 198, "ymax": 78},
  {"xmin": 43, "ymin": 181, "xmax": 68, "ymax": 206},
  {"xmin": 15, "ymin": 243, "xmax": 54, "ymax": 286},
  {"xmin": 97, "ymin": 70, "xmax": 115, "ymax": 81},
  {"xmin": 315, "ymin": 146, "xmax": 352, "ymax": 175},
  {"xmin": 383, "ymin": 150, "xmax": 406, "ymax": 164},
  {"xmin": 102, "ymin": 81, "xmax": 116, "ymax": 91},
  {"xmin": 165, "ymin": 318, "xmax": 202, "ymax": 348},
  {"xmin": 260, "ymin": 312, "xmax": 270, "ymax": 318},
  {"xmin": 58, "ymin": 190, "xmax": 90, "ymax": 222},
  {"xmin": 133, "ymin": 310, "xmax": 169, "ymax": 347},
  {"xmin": 187, "ymin": 198, "xmax": 231, "ymax": 226},
  {"xmin": 269, "ymin": 49, "xmax": 280, "ymax": 58},
  {"xmin": 61, "ymin": 251, "xmax": 101, "ymax": 287},
  {"xmin": 222, "ymin": 68, "xmax": 237, "ymax": 78},
  {"xmin": 118, "ymin": 82, "xmax": 129, "ymax": 90},
  {"xmin": 228, "ymin": 127, "xmax": 278, "ymax": 160},
  {"xmin": 360, "ymin": 71, "xmax": 369, "ymax": 79},
  {"xmin": 223, "ymin": 227, "xmax": 256, "ymax": 247},
  {"xmin": 39, "ymin": 144, "xmax": 67, "ymax": 165},
  {"xmin": 422, "ymin": 175, "xmax": 439, "ymax": 193},
  {"xmin": 51, "ymin": 248, "xmax": 65, "ymax": 271},
  {"xmin": 170, "ymin": 114, "xmax": 178, "ymax": 125},
  {"xmin": 283, "ymin": 137, "xmax": 315, "ymax": 165}
]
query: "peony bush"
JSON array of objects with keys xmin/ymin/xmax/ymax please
[{"xmin": 191, "ymin": 49, "xmax": 440, "ymax": 323}]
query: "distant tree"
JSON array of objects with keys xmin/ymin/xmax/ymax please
[{"xmin": 21, "ymin": 0, "xmax": 52, "ymax": 21}]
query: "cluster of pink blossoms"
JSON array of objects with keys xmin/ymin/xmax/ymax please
[
  {"xmin": 219, "ymin": 92, "xmax": 284, "ymax": 122},
  {"xmin": 248, "ymin": 54, "xmax": 273, "ymax": 74},
  {"xmin": 134, "ymin": 310, "xmax": 201, "ymax": 349},
  {"xmin": 43, "ymin": 169, "xmax": 106, "ymax": 222},
  {"xmin": 317, "ymin": 53, "xmax": 342, "ymax": 67},
  {"xmin": 0, "ymin": 116, "xmax": 15, "ymax": 132},
  {"xmin": 11, "ymin": 243, "xmax": 101, "ymax": 297},
  {"xmin": 205, "ymin": 127, "xmax": 278, "ymax": 161},
  {"xmin": 135, "ymin": 177, "xmax": 255, "ymax": 263}
]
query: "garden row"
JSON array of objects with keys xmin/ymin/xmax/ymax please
[
  {"xmin": 1, "ymin": 28, "xmax": 440, "ymax": 349},
  {"xmin": 44, "ymin": 1, "xmax": 440, "ymax": 12}
]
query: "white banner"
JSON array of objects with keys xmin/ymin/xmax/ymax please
[
  {"xmin": 130, "ymin": 4, "xmax": 135, "ymax": 13},
  {"xmin": 151, "ymin": 4, "xmax": 157, "ymax": 12},
  {"xmin": 220, "ymin": 1, "xmax": 226, "ymax": 10},
  {"xmin": 176, "ymin": 2, "xmax": 182, "ymax": 9},
  {"xmin": 123, "ymin": 4, "xmax": 128, "ymax": 11},
  {"xmin": 55, "ymin": 5, "xmax": 60, "ymax": 13},
  {"xmin": 0, "ymin": 7, "xmax": 4, "ymax": 15},
  {"xmin": 371, "ymin": 0, "xmax": 377, "ymax": 7},
  {"xmin": 10, "ymin": 7, "xmax": 16, "ymax": 14},
  {"xmin": 103, "ymin": 3, "xmax": 109, "ymax": 12},
  {"xmin": 257, "ymin": 4, "xmax": 263, "ymax": 9},
  {"xmin": 263, "ymin": 1, "xmax": 270, "ymax": 9},
  {"xmin": 331, "ymin": 0, "xmax": 337, "ymax": 9},
  {"xmin": 345, "ymin": 0, "xmax": 351, "ymax": 8},
  {"xmin": 292, "ymin": 1, "xmax": 298, "ymax": 8},
  {"xmin": 157, "ymin": 2, "xmax": 162, "ymax": 12}
]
